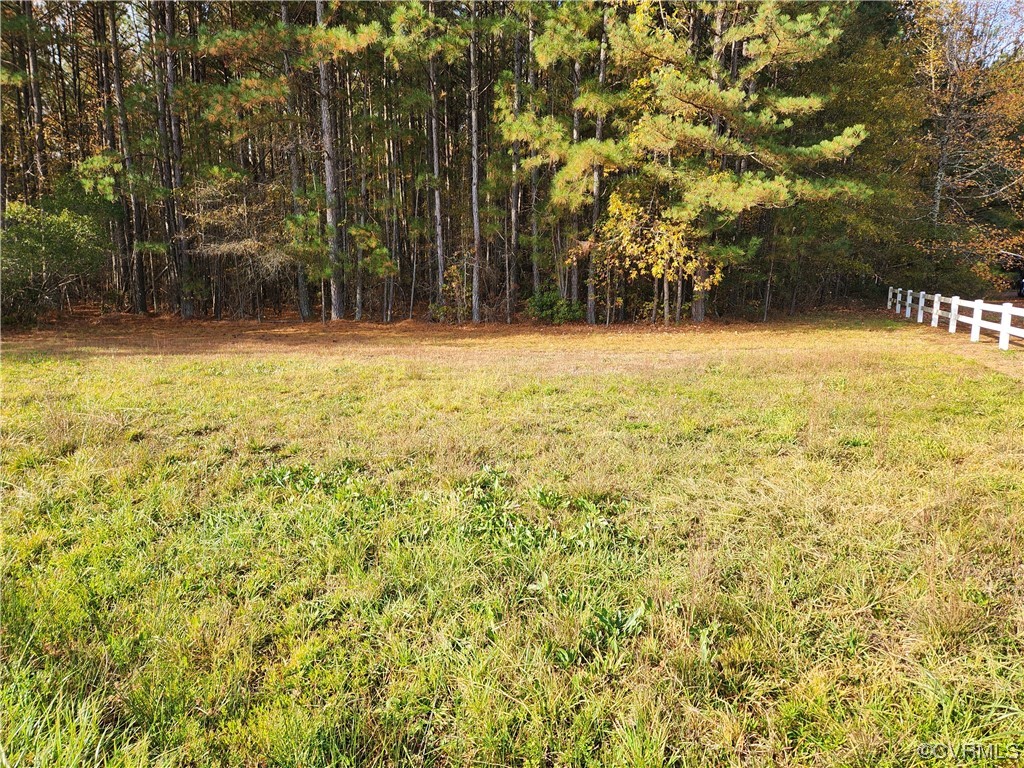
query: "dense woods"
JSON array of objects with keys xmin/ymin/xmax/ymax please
[{"xmin": 2, "ymin": 0, "xmax": 1022, "ymax": 324}]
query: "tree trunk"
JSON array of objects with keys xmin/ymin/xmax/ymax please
[
  {"xmin": 95, "ymin": 3, "xmax": 130, "ymax": 302},
  {"xmin": 931, "ymin": 137, "xmax": 947, "ymax": 228},
  {"xmin": 316, "ymin": 0, "xmax": 344, "ymax": 320},
  {"xmin": 508, "ymin": 26, "xmax": 522, "ymax": 324},
  {"xmin": 282, "ymin": 1, "xmax": 312, "ymax": 321},
  {"xmin": 692, "ymin": 264, "xmax": 708, "ymax": 323},
  {"xmin": 107, "ymin": 2, "xmax": 147, "ymax": 314},
  {"xmin": 587, "ymin": 10, "xmax": 608, "ymax": 325},
  {"xmin": 528, "ymin": 14, "xmax": 540, "ymax": 295},
  {"xmin": 11, "ymin": 32, "xmax": 31, "ymax": 203},
  {"xmin": 469, "ymin": 2, "xmax": 482, "ymax": 323},
  {"xmin": 23, "ymin": 0, "xmax": 46, "ymax": 197},
  {"xmin": 570, "ymin": 60, "xmax": 581, "ymax": 303},
  {"xmin": 152, "ymin": 3, "xmax": 173, "ymax": 311},
  {"xmin": 428, "ymin": 4, "xmax": 445, "ymax": 310},
  {"xmin": 663, "ymin": 271, "xmax": 670, "ymax": 326},
  {"xmin": 675, "ymin": 262, "xmax": 683, "ymax": 323},
  {"xmin": 605, "ymin": 267, "xmax": 613, "ymax": 325},
  {"xmin": 356, "ymin": 167, "xmax": 366, "ymax": 321},
  {"xmin": 163, "ymin": 0, "xmax": 194, "ymax": 318}
]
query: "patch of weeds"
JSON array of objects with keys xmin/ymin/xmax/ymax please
[
  {"xmin": 246, "ymin": 361, "xmax": 280, "ymax": 375},
  {"xmin": 462, "ymin": 467, "xmax": 553, "ymax": 553},
  {"xmin": 252, "ymin": 461, "xmax": 363, "ymax": 495},
  {"xmin": 558, "ymin": 516, "xmax": 641, "ymax": 554},
  {"xmin": 7, "ymin": 447, "xmax": 45, "ymax": 470},
  {"xmin": 530, "ymin": 486, "xmax": 568, "ymax": 511},
  {"xmin": 838, "ymin": 436, "xmax": 871, "ymax": 448},
  {"xmin": 245, "ymin": 438, "xmax": 286, "ymax": 454},
  {"xmin": 11, "ymin": 352, "xmax": 53, "ymax": 365},
  {"xmin": 584, "ymin": 601, "xmax": 650, "ymax": 655},
  {"xmin": 180, "ymin": 361, "xmax": 227, "ymax": 377},
  {"xmin": 548, "ymin": 600, "xmax": 651, "ymax": 668},
  {"xmin": 180, "ymin": 423, "xmax": 221, "ymax": 438}
]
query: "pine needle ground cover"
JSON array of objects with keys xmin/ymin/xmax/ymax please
[{"xmin": 2, "ymin": 315, "xmax": 1023, "ymax": 767}]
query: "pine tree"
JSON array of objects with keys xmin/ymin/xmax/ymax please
[
  {"xmin": 602, "ymin": 1, "xmax": 868, "ymax": 322},
  {"xmin": 2, "ymin": 0, "xmax": 1017, "ymax": 323}
]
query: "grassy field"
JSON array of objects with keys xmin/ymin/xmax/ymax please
[{"xmin": 2, "ymin": 313, "xmax": 1023, "ymax": 767}]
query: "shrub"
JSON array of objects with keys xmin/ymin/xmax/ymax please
[
  {"xmin": 525, "ymin": 288, "xmax": 583, "ymax": 324},
  {"xmin": 1, "ymin": 201, "xmax": 106, "ymax": 323}
]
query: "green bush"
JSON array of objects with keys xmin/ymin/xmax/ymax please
[
  {"xmin": 1, "ymin": 201, "xmax": 106, "ymax": 323},
  {"xmin": 525, "ymin": 288, "xmax": 583, "ymax": 324}
]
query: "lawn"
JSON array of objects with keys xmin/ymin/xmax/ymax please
[{"xmin": 2, "ymin": 314, "xmax": 1023, "ymax": 767}]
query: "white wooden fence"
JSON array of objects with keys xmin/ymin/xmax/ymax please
[{"xmin": 888, "ymin": 287, "xmax": 1024, "ymax": 351}]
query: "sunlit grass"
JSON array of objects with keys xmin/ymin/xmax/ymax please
[{"xmin": 2, "ymin": 315, "xmax": 1022, "ymax": 766}]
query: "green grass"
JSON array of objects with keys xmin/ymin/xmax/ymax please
[{"xmin": 2, "ymin": 315, "xmax": 1023, "ymax": 766}]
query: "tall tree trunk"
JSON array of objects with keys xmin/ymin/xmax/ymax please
[
  {"xmin": 508, "ymin": 25, "xmax": 522, "ymax": 324},
  {"xmin": 931, "ymin": 137, "xmax": 947, "ymax": 228},
  {"xmin": 587, "ymin": 10, "xmax": 608, "ymax": 325},
  {"xmin": 316, "ymin": 0, "xmax": 344, "ymax": 320},
  {"xmin": 341, "ymin": 65, "xmax": 355, "ymax": 317},
  {"xmin": 70, "ymin": 6, "xmax": 85, "ymax": 161},
  {"xmin": 12, "ymin": 33, "xmax": 31, "ymax": 203},
  {"xmin": 468, "ymin": 3, "xmax": 481, "ymax": 321},
  {"xmin": 570, "ymin": 60, "xmax": 581, "ymax": 303},
  {"xmin": 663, "ymin": 270, "xmax": 670, "ymax": 326},
  {"xmin": 692, "ymin": 264, "xmax": 708, "ymax": 323},
  {"xmin": 164, "ymin": 0, "xmax": 194, "ymax": 318},
  {"xmin": 383, "ymin": 65, "xmax": 398, "ymax": 324},
  {"xmin": 52, "ymin": 9, "xmax": 71, "ymax": 160},
  {"xmin": 107, "ymin": 3, "xmax": 147, "ymax": 314},
  {"xmin": 23, "ymin": 0, "xmax": 46, "ymax": 197},
  {"xmin": 282, "ymin": 1, "xmax": 312, "ymax": 321},
  {"xmin": 428, "ymin": 3, "xmax": 445, "ymax": 310},
  {"xmin": 95, "ymin": 3, "xmax": 130, "ymax": 300},
  {"xmin": 469, "ymin": 2, "xmax": 482, "ymax": 323},
  {"xmin": 152, "ymin": 2, "xmax": 173, "ymax": 311},
  {"xmin": 528, "ymin": 14, "xmax": 540, "ymax": 295},
  {"xmin": 355, "ymin": 72, "xmax": 369, "ymax": 321},
  {"xmin": 675, "ymin": 263, "xmax": 683, "ymax": 323},
  {"xmin": 605, "ymin": 267, "xmax": 613, "ymax": 325}
]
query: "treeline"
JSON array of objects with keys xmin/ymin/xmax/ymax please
[{"xmin": 1, "ymin": 0, "xmax": 1022, "ymax": 324}]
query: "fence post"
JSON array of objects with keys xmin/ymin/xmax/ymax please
[
  {"xmin": 949, "ymin": 296, "xmax": 960, "ymax": 333},
  {"xmin": 887, "ymin": 286, "xmax": 894, "ymax": 310},
  {"xmin": 932, "ymin": 293, "xmax": 942, "ymax": 327},
  {"xmin": 896, "ymin": 288, "xmax": 902, "ymax": 313},
  {"xmin": 917, "ymin": 291, "xmax": 926, "ymax": 323},
  {"xmin": 999, "ymin": 303, "xmax": 1013, "ymax": 351},
  {"xmin": 970, "ymin": 302, "xmax": 982, "ymax": 342},
  {"xmin": 905, "ymin": 289, "xmax": 912, "ymax": 318}
]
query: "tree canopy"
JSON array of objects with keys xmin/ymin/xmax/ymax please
[{"xmin": 2, "ymin": 0, "xmax": 1022, "ymax": 323}]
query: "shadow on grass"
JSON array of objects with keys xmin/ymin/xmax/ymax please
[{"xmin": 1, "ymin": 309, "xmax": 917, "ymax": 362}]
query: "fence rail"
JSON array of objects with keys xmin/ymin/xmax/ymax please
[{"xmin": 887, "ymin": 287, "xmax": 1024, "ymax": 350}]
